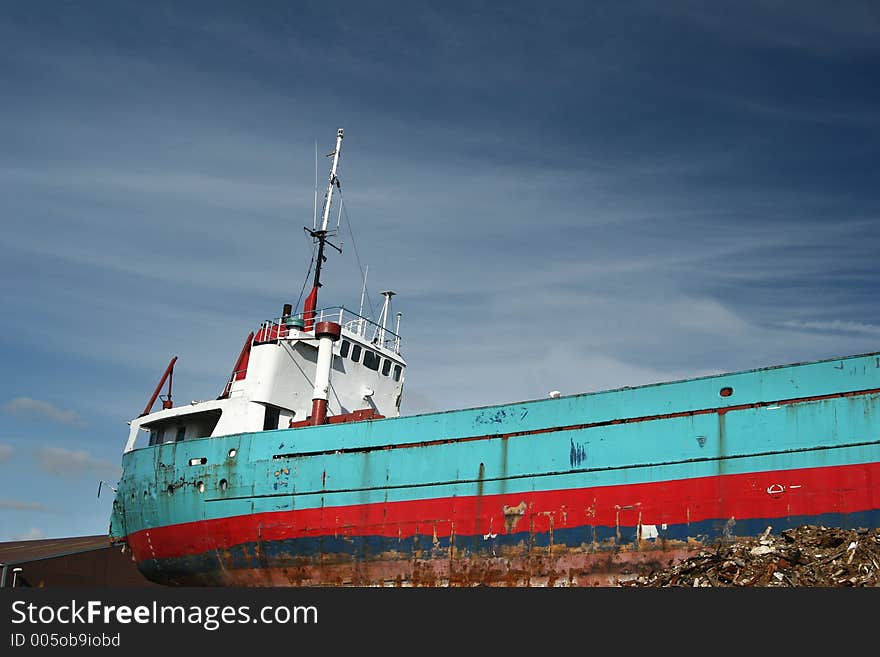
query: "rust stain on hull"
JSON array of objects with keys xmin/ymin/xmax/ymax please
[{"xmin": 142, "ymin": 541, "xmax": 703, "ymax": 587}]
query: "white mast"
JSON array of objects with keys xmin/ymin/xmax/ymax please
[
  {"xmin": 303, "ymin": 128, "xmax": 344, "ymax": 331},
  {"xmin": 319, "ymin": 128, "xmax": 344, "ymax": 233},
  {"xmin": 377, "ymin": 290, "xmax": 395, "ymax": 347}
]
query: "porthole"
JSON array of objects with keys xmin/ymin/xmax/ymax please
[
  {"xmin": 196, "ymin": 481, "xmax": 205, "ymax": 493},
  {"xmin": 167, "ymin": 485, "xmax": 174, "ymax": 495},
  {"xmin": 219, "ymin": 479, "xmax": 228, "ymax": 492},
  {"xmin": 228, "ymin": 448, "xmax": 237, "ymax": 458},
  {"xmin": 720, "ymin": 387, "xmax": 733, "ymax": 397}
]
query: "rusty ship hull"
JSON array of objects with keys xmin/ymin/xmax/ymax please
[{"xmin": 110, "ymin": 351, "xmax": 880, "ymax": 586}]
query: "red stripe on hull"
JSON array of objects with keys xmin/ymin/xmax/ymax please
[{"xmin": 127, "ymin": 461, "xmax": 880, "ymax": 562}]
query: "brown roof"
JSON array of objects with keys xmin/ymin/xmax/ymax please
[{"xmin": 0, "ymin": 535, "xmax": 112, "ymax": 566}]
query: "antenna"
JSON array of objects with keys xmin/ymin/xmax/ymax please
[
  {"xmin": 358, "ymin": 265, "xmax": 369, "ymax": 336},
  {"xmin": 313, "ymin": 140, "xmax": 318, "ymax": 231}
]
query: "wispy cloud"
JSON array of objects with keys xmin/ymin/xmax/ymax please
[
  {"xmin": 777, "ymin": 319, "xmax": 880, "ymax": 336},
  {"xmin": 11, "ymin": 527, "xmax": 45, "ymax": 541},
  {"xmin": 709, "ymin": 95, "xmax": 880, "ymax": 127},
  {"xmin": 0, "ymin": 499, "xmax": 50, "ymax": 512},
  {"xmin": 34, "ymin": 447, "xmax": 120, "ymax": 480},
  {"xmin": 0, "ymin": 444, "xmax": 13, "ymax": 463},
  {"xmin": 3, "ymin": 398, "xmax": 82, "ymax": 425},
  {"xmin": 664, "ymin": 1, "xmax": 880, "ymax": 56}
]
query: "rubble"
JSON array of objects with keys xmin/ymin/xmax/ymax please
[{"xmin": 623, "ymin": 525, "xmax": 880, "ymax": 587}]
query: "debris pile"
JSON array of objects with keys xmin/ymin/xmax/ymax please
[{"xmin": 624, "ymin": 525, "xmax": 880, "ymax": 587}]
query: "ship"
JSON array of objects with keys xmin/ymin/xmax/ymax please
[{"xmin": 108, "ymin": 129, "xmax": 880, "ymax": 586}]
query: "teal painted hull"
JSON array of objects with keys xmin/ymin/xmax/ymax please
[{"xmin": 110, "ymin": 351, "xmax": 880, "ymax": 585}]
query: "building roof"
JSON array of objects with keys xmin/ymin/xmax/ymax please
[{"xmin": 0, "ymin": 535, "xmax": 112, "ymax": 566}]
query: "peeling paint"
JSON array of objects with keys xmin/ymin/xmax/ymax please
[
  {"xmin": 640, "ymin": 524, "xmax": 658, "ymax": 540},
  {"xmin": 502, "ymin": 501, "xmax": 526, "ymax": 533}
]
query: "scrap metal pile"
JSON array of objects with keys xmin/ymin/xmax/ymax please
[{"xmin": 623, "ymin": 525, "xmax": 880, "ymax": 587}]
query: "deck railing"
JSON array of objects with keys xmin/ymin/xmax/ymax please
[{"xmin": 252, "ymin": 306, "xmax": 402, "ymax": 354}]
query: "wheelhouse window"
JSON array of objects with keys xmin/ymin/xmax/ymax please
[
  {"xmin": 175, "ymin": 426, "xmax": 186, "ymax": 442},
  {"xmin": 381, "ymin": 359, "xmax": 391, "ymax": 376},
  {"xmin": 340, "ymin": 340, "xmax": 350, "ymax": 358},
  {"xmin": 351, "ymin": 344, "xmax": 362, "ymax": 363},
  {"xmin": 363, "ymin": 350, "xmax": 380, "ymax": 371},
  {"xmin": 393, "ymin": 365, "xmax": 402, "ymax": 382}
]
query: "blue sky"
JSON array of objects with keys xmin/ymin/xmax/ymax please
[{"xmin": 1, "ymin": 1, "xmax": 879, "ymax": 541}]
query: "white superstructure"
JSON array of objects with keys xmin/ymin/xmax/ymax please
[
  {"xmin": 123, "ymin": 128, "xmax": 406, "ymax": 453},
  {"xmin": 124, "ymin": 304, "xmax": 405, "ymax": 453}
]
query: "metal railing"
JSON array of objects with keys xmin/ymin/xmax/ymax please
[{"xmin": 252, "ymin": 306, "xmax": 402, "ymax": 354}]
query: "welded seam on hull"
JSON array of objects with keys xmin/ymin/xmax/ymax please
[
  {"xmin": 208, "ymin": 438, "xmax": 880, "ymax": 503},
  {"xmin": 271, "ymin": 387, "xmax": 880, "ymax": 460}
]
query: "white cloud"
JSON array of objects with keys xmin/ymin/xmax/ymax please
[
  {"xmin": 34, "ymin": 447, "xmax": 120, "ymax": 480},
  {"xmin": 0, "ymin": 499, "xmax": 49, "ymax": 512},
  {"xmin": 665, "ymin": 1, "xmax": 880, "ymax": 55},
  {"xmin": 12, "ymin": 527, "xmax": 45, "ymax": 541},
  {"xmin": 778, "ymin": 319, "xmax": 880, "ymax": 336},
  {"xmin": 3, "ymin": 398, "xmax": 82, "ymax": 425}
]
